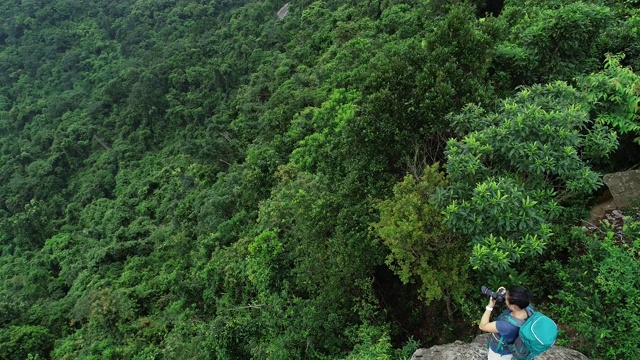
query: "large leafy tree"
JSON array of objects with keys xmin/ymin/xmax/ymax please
[
  {"xmin": 494, "ymin": 1, "xmax": 615, "ymax": 88},
  {"xmin": 578, "ymin": 54, "xmax": 640, "ymax": 143},
  {"xmin": 438, "ymin": 80, "xmax": 618, "ymax": 270},
  {"xmin": 374, "ymin": 165, "xmax": 470, "ymax": 322}
]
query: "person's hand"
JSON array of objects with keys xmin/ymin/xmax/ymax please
[{"xmin": 488, "ymin": 286, "xmax": 506, "ymax": 308}]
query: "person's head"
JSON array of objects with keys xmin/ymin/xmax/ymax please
[{"xmin": 506, "ymin": 286, "xmax": 531, "ymax": 310}]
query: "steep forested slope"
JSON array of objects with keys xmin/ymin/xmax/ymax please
[{"xmin": 1, "ymin": 0, "xmax": 640, "ymax": 359}]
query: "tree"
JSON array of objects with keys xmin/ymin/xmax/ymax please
[
  {"xmin": 374, "ymin": 164, "xmax": 470, "ymax": 322},
  {"xmin": 494, "ymin": 1, "xmax": 614, "ymax": 86},
  {"xmin": 549, "ymin": 223, "xmax": 640, "ymax": 359},
  {"xmin": 242, "ymin": 164, "xmax": 386, "ymax": 358},
  {"xmin": 578, "ymin": 53, "xmax": 640, "ymax": 143},
  {"xmin": 438, "ymin": 81, "xmax": 618, "ymax": 270},
  {"xmin": 0, "ymin": 325, "xmax": 54, "ymax": 360}
]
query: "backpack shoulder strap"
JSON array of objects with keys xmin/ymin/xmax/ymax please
[
  {"xmin": 525, "ymin": 305, "xmax": 535, "ymax": 317},
  {"xmin": 506, "ymin": 305, "xmax": 535, "ymax": 327},
  {"xmin": 493, "ymin": 311, "xmax": 525, "ymax": 353},
  {"xmin": 503, "ymin": 313, "xmax": 526, "ymax": 328},
  {"xmin": 495, "ymin": 335, "xmax": 506, "ymax": 353}
]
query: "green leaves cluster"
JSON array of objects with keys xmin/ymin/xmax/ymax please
[
  {"xmin": 374, "ymin": 165, "xmax": 470, "ymax": 315},
  {"xmin": 549, "ymin": 224, "xmax": 640, "ymax": 359},
  {"xmin": 495, "ymin": 1, "xmax": 615, "ymax": 86},
  {"xmin": 441, "ymin": 178, "xmax": 554, "ymax": 270},
  {"xmin": 440, "ymin": 81, "xmax": 618, "ymax": 270},
  {"xmin": 579, "ymin": 53, "xmax": 640, "ymax": 142}
]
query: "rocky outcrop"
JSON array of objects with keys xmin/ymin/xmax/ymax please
[
  {"xmin": 586, "ymin": 169, "xmax": 640, "ymax": 233},
  {"xmin": 410, "ymin": 334, "xmax": 588, "ymax": 360},
  {"xmin": 276, "ymin": 3, "xmax": 289, "ymax": 19},
  {"xmin": 603, "ymin": 169, "xmax": 640, "ymax": 208}
]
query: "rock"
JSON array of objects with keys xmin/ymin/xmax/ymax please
[
  {"xmin": 585, "ymin": 169, "xmax": 640, "ymax": 233},
  {"xmin": 276, "ymin": 3, "xmax": 289, "ymax": 19},
  {"xmin": 586, "ymin": 188, "xmax": 615, "ymax": 227},
  {"xmin": 602, "ymin": 169, "xmax": 640, "ymax": 208},
  {"xmin": 410, "ymin": 334, "xmax": 589, "ymax": 360}
]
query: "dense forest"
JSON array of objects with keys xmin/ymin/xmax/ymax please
[{"xmin": 1, "ymin": 0, "xmax": 640, "ymax": 358}]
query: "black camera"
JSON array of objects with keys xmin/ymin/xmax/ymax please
[{"xmin": 481, "ymin": 286, "xmax": 506, "ymax": 306}]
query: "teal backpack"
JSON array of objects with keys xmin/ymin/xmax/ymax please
[{"xmin": 496, "ymin": 306, "xmax": 558, "ymax": 360}]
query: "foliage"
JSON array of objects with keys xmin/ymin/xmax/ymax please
[
  {"xmin": 578, "ymin": 53, "xmax": 640, "ymax": 143},
  {"xmin": 495, "ymin": 1, "xmax": 615, "ymax": 86},
  {"xmin": 374, "ymin": 165, "xmax": 470, "ymax": 320},
  {"xmin": 0, "ymin": 325, "xmax": 54, "ymax": 360},
  {"xmin": 242, "ymin": 162, "xmax": 387, "ymax": 358},
  {"xmin": 438, "ymin": 81, "xmax": 618, "ymax": 270},
  {"xmin": 340, "ymin": 323, "xmax": 419, "ymax": 360},
  {"xmin": 1, "ymin": 0, "xmax": 640, "ymax": 358},
  {"xmin": 549, "ymin": 224, "xmax": 640, "ymax": 359}
]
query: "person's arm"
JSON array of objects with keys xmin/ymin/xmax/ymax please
[
  {"xmin": 479, "ymin": 309, "xmax": 499, "ymax": 333},
  {"xmin": 479, "ymin": 287, "xmax": 504, "ymax": 333}
]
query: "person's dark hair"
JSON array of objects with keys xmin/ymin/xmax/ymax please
[{"xmin": 507, "ymin": 286, "xmax": 531, "ymax": 309}]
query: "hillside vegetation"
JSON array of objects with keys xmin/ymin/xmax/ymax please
[{"xmin": 1, "ymin": 0, "xmax": 640, "ymax": 359}]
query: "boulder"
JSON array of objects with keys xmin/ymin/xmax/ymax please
[
  {"xmin": 602, "ymin": 169, "xmax": 640, "ymax": 208},
  {"xmin": 585, "ymin": 169, "xmax": 640, "ymax": 232},
  {"xmin": 410, "ymin": 334, "xmax": 589, "ymax": 360},
  {"xmin": 276, "ymin": 3, "xmax": 289, "ymax": 19}
]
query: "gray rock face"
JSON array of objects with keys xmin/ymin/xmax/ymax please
[
  {"xmin": 603, "ymin": 169, "xmax": 640, "ymax": 208},
  {"xmin": 276, "ymin": 3, "xmax": 289, "ymax": 19},
  {"xmin": 586, "ymin": 169, "xmax": 640, "ymax": 232},
  {"xmin": 410, "ymin": 334, "xmax": 589, "ymax": 360}
]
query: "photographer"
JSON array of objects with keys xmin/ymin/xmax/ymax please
[{"xmin": 478, "ymin": 286, "xmax": 532, "ymax": 359}]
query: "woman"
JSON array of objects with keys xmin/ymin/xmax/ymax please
[{"xmin": 479, "ymin": 286, "xmax": 532, "ymax": 359}]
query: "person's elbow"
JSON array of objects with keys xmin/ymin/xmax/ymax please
[{"xmin": 479, "ymin": 322, "xmax": 498, "ymax": 333}]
